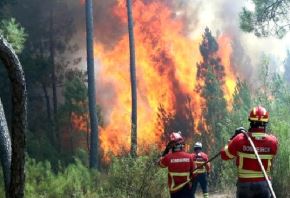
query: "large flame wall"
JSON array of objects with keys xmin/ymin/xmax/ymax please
[{"xmin": 92, "ymin": 0, "xmax": 236, "ymax": 159}]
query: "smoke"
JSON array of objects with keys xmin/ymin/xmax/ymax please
[{"xmin": 176, "ymin": 0, "xmax": 290, "ymax": 82}]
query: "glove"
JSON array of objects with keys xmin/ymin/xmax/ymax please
[
  {"xmin": 230, "ymin": 127, "xmax": 246, "ymax": 140},
  {"xmin": 161, "ymin": 141, "xmax": 174, "ymax": 156}
]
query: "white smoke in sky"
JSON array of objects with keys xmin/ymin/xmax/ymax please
[{"xmin": 174, "ymin": 0, "xmax": 290, "ymax": 82}]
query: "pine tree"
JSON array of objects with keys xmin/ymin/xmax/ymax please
[
  {"xmin": 196, "ymin": 28, "xmax": 227, "ymax": 146},
  {"xmin": 85, "ymin": 0, "xmax": 99, "ymax": 169},
  {"xmin": 126, "ymin": 0, "xmax": 138, "ymax": 157}
]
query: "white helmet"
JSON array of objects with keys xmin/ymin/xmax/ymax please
[{"xmin": 194, "ymin": 142, "xmax": 202, "ymax": 149}]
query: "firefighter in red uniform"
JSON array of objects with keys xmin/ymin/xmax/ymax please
[
  {"xmin": 159, "ymin": 132, "xmax": 194, "ymax": 198},
  {"xmin": 191, "ymin": 142, "xmax": 210, "ymax": 198},
  {"xmin": 220, "ymin": 106, "xmax": 278, "ymax": 198}
]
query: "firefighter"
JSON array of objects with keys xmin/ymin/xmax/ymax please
[
  {"xmin": 220, "ymin": 106, "xmax": 278, "ymax": 198},
  {"xmin": 159, "ymin": 132, "xmax": 194, "ymax": 198},
  {"xmin": 191, "ymin": 142, "xmax": 210, "ymax": 198}
]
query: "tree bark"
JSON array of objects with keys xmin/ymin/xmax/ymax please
[
  {"xmin": 126, "ymin": 0, "xmax": 138, "ymax": 157},
  {"xmin": 0, "ymin": 98, "xmax": 11, "ymax": 198},
  {"xmin": 85, "ymin": 0, "xmax": 99, "ymax": 169},
  {"xmin": 0, "ymin": 36, "xmax": 27, "ymax": 198}
]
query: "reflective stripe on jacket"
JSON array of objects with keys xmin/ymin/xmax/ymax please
[
  {"xmin": 221, "ymin": 129, "xmax": 278, "ymax": 182},
  {"xmin": 192, "ymin": 151, "xmax": 210, "ymax": 174},
  {"xmin": 159, "ymin": 151, "xmax": 194, "ymax": 192}
]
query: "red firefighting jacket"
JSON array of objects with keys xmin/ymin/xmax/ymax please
[
  {"xmin": 221, "ymin": 128, "xmax": 278, "ymax": 182},
  {"xmin": 192, "ymin": 151, "xmax": 210, "ymax": 174},
  {"xmin": 159, "ymin": 151, "xmax": 194, "ymax": 193}
]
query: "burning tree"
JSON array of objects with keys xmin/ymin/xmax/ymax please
[
  {"xmin": 196, "ymin": 28, "xmax": 228, "ymax": 148},
  {"xmin": 156, "ymin": 96, "xmax": 195, "ymax": 145}
]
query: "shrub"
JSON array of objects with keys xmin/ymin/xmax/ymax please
[{"xmin": 98, "ymin": 151, "xmax": 168, "ymax": 198}]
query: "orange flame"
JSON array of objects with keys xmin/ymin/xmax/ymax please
[
  {"xmin": 80, "ymin": 0, "xmax": 237, "ymax": 160},
  {"xmin": 217, "ymin": 34, "xmax": 236, "ymax": 106}
]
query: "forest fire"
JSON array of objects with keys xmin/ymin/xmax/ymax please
[
  {"xmin": 217, "ymin": 35, "xmax": 236, "ymax": 105},
  {"xmin": 84, "ymin": 0, "xmax": 237, "ymax": 160}
]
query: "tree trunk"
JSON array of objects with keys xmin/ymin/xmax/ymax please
[
  {"xmin": 41, "ymin": 82, "xmax": 52, "ymax": 123},
  {"xmin": 0, "ymin": 36, "xmax": 27, "ymax": 198},
  {"xmin": 126, "ymin": 0, "xmax": 138, "ymax": 157},
  {"xmin": 69, "ymin": 112, "xmax": 74, "ymax": 155},
  {"xmin": 50, "ymin": 6, "xmax": 58, "ymax": 118},
  {"xmin": 0, "ymin": 98, "xmax": 11, "ymax": 198},
  {"xmin": 85, "ymin": 0, "xmax": 99, "ymax": 169},
  {"xmin": 41, "ymin": 82, "xmax": 57, "ymax": 147}
]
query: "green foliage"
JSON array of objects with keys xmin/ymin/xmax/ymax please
[
  {"xmin": 240, "ymin": 0, "xmax": 290, "ymax": 38},
  {"xmin": 284, "ymin": 50, "xmax": 290, "ymax": 83},
  {"xmin": 271, "ymin": 107, "xmax": 290, "ymax": 197},
  {"xmin": 239, "ymin": 8, "xmax": 254, "ymax": 33},
  {"xmin": 99, "ymin": 152, "xmax": 168, "ymax": 198},
  {"xmin": 59, "ymin": 69, "xmax": 103, "ymax": 127},
  {"xmin": 0, "ymin": 18, "xmax": 27, "ymax": 53},
  {"xmin": 197, "ymin": 28, "xmax": 228, "ymax": 148},
  {"xmin": 0, "ymin": 153, "xmax": 168, "ymax": 197},
  {"xmin": 63, "ymin": 70, "xmax": 88, "ymax": 114},
  {"xmin": 232, "ymin": 79, "xmax": 251, "ymax": 114},
  {"xmin": 264, "ymin": 72, "xmax": 290, "ymax": 197},
  {"xmin": 25, "ymin": 158, "xmax": 99, "ymax": 198}
]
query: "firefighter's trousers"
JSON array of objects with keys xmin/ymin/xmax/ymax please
[
  {"xmin": 170, "ymin": 183, "xmax": 192, "ymax": 198},
  {"xmin": 191, "ymin": 173, "xmax": 208, "ymax": 198},
  {"xmin": 236, "ymin": 181, "xmax": 271, "ymax": 198}
]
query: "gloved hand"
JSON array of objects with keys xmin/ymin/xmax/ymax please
[
  {"xmin": 230, "ymin": 127, "xmax": 246, "ymax": 140},
  {"xmin": 161, "ymin": 141, "xmax": 174, "ymax": 156}
]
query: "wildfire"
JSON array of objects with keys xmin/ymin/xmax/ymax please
[
  {"xmin": 81, "ymin": 0, "xmax": 237, "ymax": 160},
  {"xmin": 217, "ymin": 35, "xmax": 236, "ymax": 106}
]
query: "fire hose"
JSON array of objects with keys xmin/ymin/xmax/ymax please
[
  {"xmin": 158, "ymin": 130, "xmax": 276, "ymax": 197},
  {"xmin": 241, "ymin": 130, "xmax": 277, "ymax": 198},
  {"xmin": 194, "ymin": 130, "xmax": 276, "ymax": 198}
]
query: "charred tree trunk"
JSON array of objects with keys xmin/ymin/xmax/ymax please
[
  {"xmin": 85, "ymin": 0, "xmax": 99, "ymax": 169},
  {"xmin": 126, "ymin": 0, "xmax": 138, "ymax": 157},
  {"xmin": 0, "ymin": 98, "xmax": 11, "ymax": 198},
  {"xmin": 0, "ymin": 36, "xmax": 27, "ymax": 198}
]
